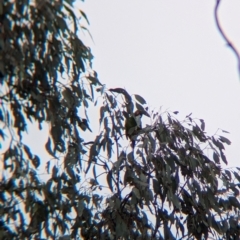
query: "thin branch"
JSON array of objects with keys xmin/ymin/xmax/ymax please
[
  {"xmin": 214, "ymin": 0, "xmax": 240, "ymax": 75},
  {"xmin": 152, "ymin": 203, "xmax": 161, "ymax": 238},
  {"xmin": 110, "ymin": 113, "xmax": 121, "ymax": 197}
]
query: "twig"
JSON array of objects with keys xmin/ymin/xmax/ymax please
[
  {"xmin": 214, "ymin": 0, "xmax": 240, "ymax": 76},
  {"xmin": 110, "ymin": 113, "xmax": 121, "ymax": 197}
]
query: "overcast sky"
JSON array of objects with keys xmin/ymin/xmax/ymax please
[{"xmin": 75, "ymin": 0, "xmax": 240, "ymax": 168}]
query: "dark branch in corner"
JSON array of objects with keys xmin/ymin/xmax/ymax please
[{"xmin": 214, "ymin": 0, "xmax": 240, "ymax": 76}]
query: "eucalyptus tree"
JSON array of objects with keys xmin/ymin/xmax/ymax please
[{"xmin": 0, "ymin": 1, "xmax": 239, "ymax": 239}]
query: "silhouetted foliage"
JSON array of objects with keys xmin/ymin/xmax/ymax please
[{"xmin": 0, "ymin": 1, "xmax": 240, "ymax": 239}]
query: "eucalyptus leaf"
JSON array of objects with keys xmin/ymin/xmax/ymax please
[{"xmin": 134, "ymin": 94, "xmax": 147, "ymax": 105}]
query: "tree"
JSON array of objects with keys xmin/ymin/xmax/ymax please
[{"xmin": 0, "ymin": 0, "xmax": 240, "ymax": 239}]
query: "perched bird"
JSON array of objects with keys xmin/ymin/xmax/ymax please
[{"xmin": 125, "ymin": 110, "xmax": 143, "ymax": 148}]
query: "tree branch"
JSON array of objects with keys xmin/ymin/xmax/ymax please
[{"xmin": 214, "ymin": 0, "xmax": 240, "ymax": 75}]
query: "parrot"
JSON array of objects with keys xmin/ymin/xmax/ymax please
[{"xmin": 125, "ymin": 110, "xmax": 143, "ymax": 148}]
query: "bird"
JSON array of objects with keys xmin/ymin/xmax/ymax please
[{"xmin": 125, "ymin": 110, "xmax": 143, "ymax": 148}]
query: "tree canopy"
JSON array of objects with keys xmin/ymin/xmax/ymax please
[{"xmin": 0, "ymin": 0, "xmax": 240, "ymax": 239}]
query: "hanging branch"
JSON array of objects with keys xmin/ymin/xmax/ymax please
[{"xmin": 214, "ymin": 0, "xmax": 240, "ymax": 76}]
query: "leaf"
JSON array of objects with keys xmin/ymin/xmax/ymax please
[
  {"xmin": 153, "ymin": 179, "xmax": 160, "ymax": 194},
  {"xmin": 172, "ymin": 195, "xmax": 181, "ymax": 209},
  {"xmin": 93, "ymin": 165, "xmax": 97, "ymax": 180},
  {"xmin": 124, "ymin": 168, "xmax": 132, "ymax": 185},
  {"xmin": 79, "ymin": 118, "xmax": 92, "ymax": 132},
  {"xmin": 212, "ymin": 137, "xmax": 225, "ymax": 150},
  {"xmin": 213, "ymin": 152, "xmax": 220, "ymax": 164},
  {"xmin": 224, "ymin": 170, "xmax": 231, "ymax": 180},
  {"xmin": 233, "ymin": 171, "xmax": 240, "ymax": 182},
  {"xmin": 86, "ymin": 134, "xmax": 102, "ymax": 174},
  {"xmin": 106, "ymin": 93, "xmax": 117, "ymax": 109},
  {"xmin": 107, "ymin": 170, "xmax": 113, "ymax": 192},
  {"xmin": 222, "ymin": 129, "xmax": 230, "ymax": 134},
  {"xmin": 99, "ymin": 106, "xmax": 106, "ymax": 125},
  {"xmin": 90, "ymin": 83, "xmax": 94, "ymax": 100},
  {"xmin": 56, "ymin": 15, "xmax": 68, "ymax": 32},
  {"xmin": 220, "ymin": 151, "xmax": 228, "ymax": 165},
  {"xmin": 0, "ymin": 109, "xmax": 3, "ymax": 121},
  {"xmin": 167, "ymin": 114, "xmax": 172, "ymax": 125},
  {"xmin": 77, "ymin": 199, "xmax": 85, "ymax": 217},
  {"xmin": 32, "ymin": 155, "xmax": 40, "ymax": 168},
  {"xmin": 200, "ymin": 119, "xmax": 205, "ymax": 131},
  {"xmin": 79, "ymin": 10, "xmax": 90, "ymax": 25},
  {"xmin": 109, "ymin": 88, "xmax": 132, "ymax": 103},
  {"xmin": 126, "ymin": 101, "xmax": 134, "ymax": 114},
  {"xmin": 167, "ymin": 154, "xmax": 176, "ymax": 172},
  {"xmin": 132, "ymin": 187, "xmax": 141, "ymax": 199},
  {"xmin": 164, "ymin": 221, "xmax": 175, "ymax": 240},
  {"xmin": 116, "ymin": 214, "xmax": 128, "ymax": 238},
  {"xmin": 228, "ymin": 196, "xmax": 240, "ymax": 208},
  {"xmin": 83, "ymin": 99, "xmax": 89, "ymax": 108},
  {"xmin": 145, "ymin": 188, "xmax": 153, "ymax": 202},
  {"xmin": 80, "ymin": 25, "xmax": 94, "ymax": 43},
  {"xmin": 23, "ymin": 144, "xmax": 33, "ymax": 159},
  {"xmin": 62, "ymin": 87, "xmax": 74, "ymax": 107},
  {"xmin": 134, "ymin": 94, "xmax": 146, "ymax": 105},
  {"xmin": 140, "ymin": 172, "xmax": 147, "ymax": 183},
  {"xmin": 127, "ymin": 151, "xmax": 134, "ymax": 162},
  {"xmin": 107, "ymin": 139, "xmax": 112, "ymax": 159},
  {"xmin": 46, "ymin": 161, "xmax": 50, "ymax": 174},
  {"xmin": 65, "ymin": 56, "xmax": 71, "ymax": 74},
  {"xmin": 45, "ymin": 138, "xmax": 56, "ymax": 158},
  {"xmin": 141, "ymin": 211, "xmax": 148, "ymax": 225},
  {"xmin": 135, "ymin": 102, "xmax": 145, "ymax": 113},
  {"xmin": 219, "ymin": 135, "xmax": 231, "ymax": 145},
  {"xmin": 52, "ymin": 165, "xmax": 58, "ymax": 179},
  {"xmin": 178, "ymin": 219, "xmax": 185, "ymax": 237},
  {"xmin": 230, "ymin": 184, "xmax": 239, "ymax": 197},
  {"xmin": 66, "ymin": 165, "xmax": 75, "ymax": 182},
  {"xmin": 211, "ymin": 217, "xmax": 222, "ymax": 234},
  {"xmin": 87, "ymin": 75, "xmax": 100, "ymax": 86}
]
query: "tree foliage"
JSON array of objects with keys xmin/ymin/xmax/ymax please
[{"xmin": 0, "ymin": 0, "xmax": 240, "ymax": 239}]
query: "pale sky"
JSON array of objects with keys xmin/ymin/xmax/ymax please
[{"xmin": 77, "ymin": 0, "xmax": 240, "ymax": 168}]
